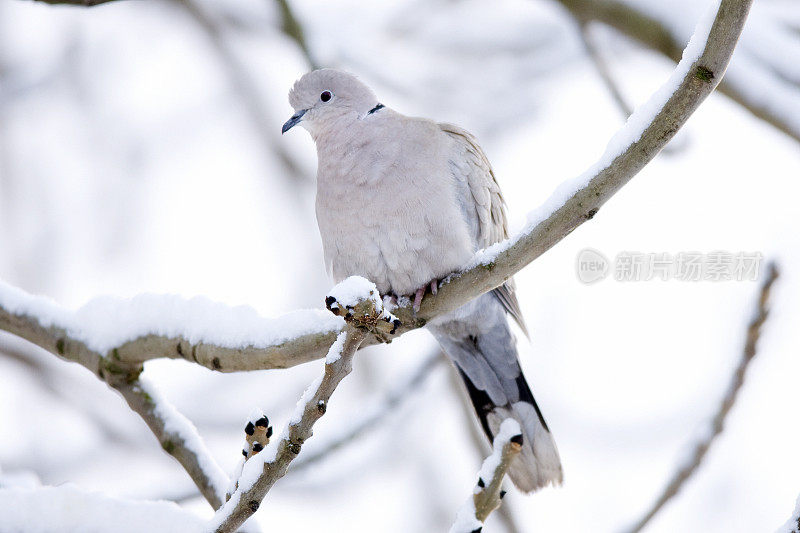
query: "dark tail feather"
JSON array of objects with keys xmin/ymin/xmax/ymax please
[{"xmin": 458, "ymin": 368, "xmax": 563, "ymax": 492}]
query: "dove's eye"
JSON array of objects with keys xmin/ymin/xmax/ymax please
[{"xmin": 320, "ymin": 91, "xmax": 332, "ymax": 102}]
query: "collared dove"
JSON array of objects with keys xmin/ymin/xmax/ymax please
[{"xmin": 283, "ymin": 69, "xmax": 562, "ymax": 492}]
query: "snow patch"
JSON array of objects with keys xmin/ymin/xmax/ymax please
[
  {"xmin": 0, "ymin": 484, "xmax": 205, "ymax": 533},
  {"xmin": 326, "ymin": 276, "xmax": 382, "ymax": 311}
]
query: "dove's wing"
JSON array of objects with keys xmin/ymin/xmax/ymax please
[{"xmin": 439, "ymin": 123, "xmax": 528, "ymax": 337}]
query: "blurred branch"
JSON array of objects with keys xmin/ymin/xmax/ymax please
[
  {"xmin": 0, "ymin": 0, "xmax": 754, "ymax": 375},
  {"xmin": 450, "ymin": 420, "xmax": 523, "ymax": 533},
  {"xmin": 626, "ymin": 261, "xmax": 780, "ymax": 533},
  {"xmin": 175, "ymin": 0, "xmax": 309, "ymax": 184},
  {"xmin": 274, "ymin": 0, "xmax": 319, "ymax": 69},
  {"xmin": 291, "ymin": 349, "xmax": 442, "ymax": 474},
  {"xmin": 577, "ymin": 21, "xmax": 634, "ymax": 117},
  {"xmin": 554, "ymin": 0, "xmax": 800, "ymax": 144},
  {"xmin": 211, "ymin": 326, "xmax": 369, "ymax": 533}
]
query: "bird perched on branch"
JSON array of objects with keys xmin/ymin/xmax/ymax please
[{"xmin": 282, "ymin": 69, "xmax": 561, "ymax": 492}]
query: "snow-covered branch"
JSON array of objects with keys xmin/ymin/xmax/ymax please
[
  {"xmin": 210, "ymin": 278, "xmax": 384, "ymax": 533},
  {"xmin": 116, "ymin": 378, "xmax": 232, "ymax": 510},
  {"xmin": 626, "ymin": 261, "xmax": 780, "ymax": 533},
  {"xmin": 556, "ymin": 0, "xmax": 800, "ymax": 144},
  {"xmin": 0, "ymin": 279, "xmax": 344, "ymax": 374},
  {"xmin": 450, "ymin": 419, "xmax": 523, "ymax": 533}
]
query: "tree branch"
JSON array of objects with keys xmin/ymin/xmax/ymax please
[
  {"xmin": 554, "ymin": 0, "xmax": 800, "ymax": 144},
  {"xmin": 210, "ymin": 326, "xmax": 369, "ymax": 532},
  {"xmin": 0, "ymin": 286, "xmax": 240, "ymax": 517},
  {"xmin": 114, "ymin": 377, "xmax": 231, "ymax": 510},
  {"xmin": 450, "ymin": 419, "xmax": 523, "ymax": 533},
  {"xmin": 626, "ymin": 261, "xmax": 779, "ymax": 533}
]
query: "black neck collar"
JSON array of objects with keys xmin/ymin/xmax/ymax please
[{"xmin": 367, "ymin": 103, "xmax": 385, "ymax": 115}]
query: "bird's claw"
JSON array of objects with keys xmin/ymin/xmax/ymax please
[{"xmin": 412, "ymin": 279, "xmax": 441, "ymax": 312}]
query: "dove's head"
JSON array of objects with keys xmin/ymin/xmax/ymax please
[{"xmin": 282, "ymin": 69, "xmax": 379, "ymax": 136}]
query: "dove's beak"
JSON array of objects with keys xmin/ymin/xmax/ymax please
[{"xmin": 282, "ymin": 109, "xmax": 307, "ymax": 134}]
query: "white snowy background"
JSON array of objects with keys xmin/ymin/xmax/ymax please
[{"xmin": 1, "ymin": 0, "xmax": 799, "ymax": 531}]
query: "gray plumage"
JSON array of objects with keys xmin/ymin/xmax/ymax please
[{"xmin": 284, "ymin": 69, "xmax": 562, "ymax": 492}]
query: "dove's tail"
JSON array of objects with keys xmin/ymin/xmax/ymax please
[
  {"xmin": 429, "ymin": 294, "xmax": 562, "ymax": 493},
  {"xmin": 457, "ymin": 366, "xmax": 563, "ymax": 492}
]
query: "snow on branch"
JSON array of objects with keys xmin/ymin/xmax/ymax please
[
  {"xmin": 0, "ymin": 482, "xmax": 205, "ymax": 532},
  {"xmin": 116, "ymin": 377, "xmax": 232, "ymax": 510},
  {"xmin": 210, "ymin": 279, "xmax": 384, "ymax": 533},
  {"xmin": 450, "ymin": 419, "xmax": 523, "ymax": 533},
  {"xmin": 0, "ymin": 278, "xmax": 343, "ymax": 375},
  {"xmin": 626, "ymin": 261, "xmax": 780, "ymax": 533}
]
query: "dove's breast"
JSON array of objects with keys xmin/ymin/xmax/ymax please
[{"xmin": 314, "ymin": 114, "xmax": 475, "ymax": 296}]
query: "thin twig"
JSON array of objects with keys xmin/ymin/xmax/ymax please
[
  {"xmin": 450, "ymin": 419, "xmax": 523, "ymax": 533},
  {"xmin": 626, "ymin": 261, "xmax": 780, "ymax": 533},
  {"xmin": 210, "ymin": 326, "xmax": 369, "ymax": 532}
]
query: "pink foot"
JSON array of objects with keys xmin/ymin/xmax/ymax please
[
  {"xmin": 413, "ymin": 287, "xmax": 425, "ymax": 312},
  {"xmin": 412, "ymin": 279, "xmax": 440, "ymax": 312}
]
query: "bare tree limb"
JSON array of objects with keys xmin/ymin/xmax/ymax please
[
  {"xmin": 0, "ymin": 0, "xmax": 754, "ymax": 376},
  {"xmin": 210, "ymin": 326, "xmax": 369, "ymax": 532},
  {"xmin": 450, "ymin": 419, "xmax": 523, "ymax": 533},
  {"xmin": 626, "ymin": 261, "xmax": 780, "ymax": 533},
  {"xmin": 554, "ymin": 0, "xmax": 800, "ymax": 144}
]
